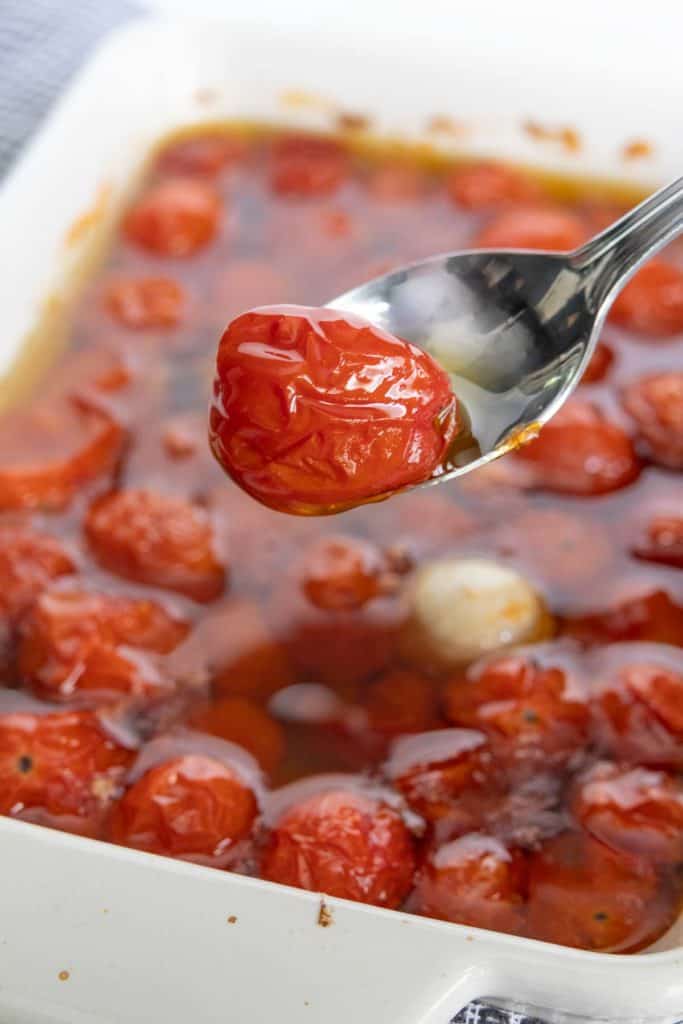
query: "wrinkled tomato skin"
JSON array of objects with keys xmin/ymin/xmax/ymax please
[
  {"xmin": 85, "ymin": 489, "xmax": 225, "ymax": 602},
  {"xmin": 514, "ymin": 399, "xmax": 640, "ymax": 496},
  {"xmin": 210, "ymin": 305, "xmax": 459, "ymax": 514},
  {"xmin": 408, "ymin": 834, "xmax": 527, "ymax": 934},
  {"xmin": 17, "ymin": 589, "xmax": 187, "ymax": 703},
  {"xmin": 592, "ymin": 662, "xmax": 683, "ymax": 770},
  {"xmin": 526, "ymin": 831, "xmax": 675, "ymax": 952},
  {"xmin": 0, "ymin": 709, "xmax": 133, "ymax": 835},
  {"xmin": 260, "ymin": 789, "xmax": 416, "ymax": 908},
  {"xmin": 109, "ymin": 754, "xmax": 257, "ymax": 865},
  {"xmin": 443, "ymin": 654, "xmax": 590, "ymax": 771},
  {"xmin": 572, "ymin": 762, "xmax": 683, "ymax": 865}
]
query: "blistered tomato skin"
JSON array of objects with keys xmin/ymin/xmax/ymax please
[
  {"xmin": 621, "ymin": 372, "xmax": 683, "ymax": 469},
  {"xmin": 409, "ymin": 834, "xmax": 527, "ymax": 934},
  {"xmin": 515, "ymin": 398, "xmax": 640, "ymax": 495},
  {"xmin": 260, "ymin": 789, "xmax": 416, "ymax": 907},
  {"xmin": 209, "ymin": 306, "xmax": 459, "ymax": 514},
  {"xmin": 123, "ymin": 178, "xmax": 221, "ymax": 257},
  {"xmin": 593, "ymin": 662, "xmax": 683, "ymax": 769},
  {"xmin": 443, "ymin": 654, "xmax": 590, "ymax": 770},
  {"xmin": 110, "ymin": 754, "xmax": 258, "ymax": 865},
  {"xmin": 299, "ymin": 535, "xmax": 385, "ymax": 610},
  {"xmin": 527, "ymin": 831, "xmax": 673, "ymax": 952},
  {"xmin": 572, "ymin": 762, "xmax": 683, "ymax": 865},
  {"xmin": 85, "ymin": 489, "xmax": 225, "ymax": 602},
  {"xmin": 0, "ymin": 710, "xmax": 133, "ymax": 834},
  {"xmin": 0, "ymin": 527, "xmax": 75, "ymax": 624},
  {"xmin": 0, "ymin": 400, "xmax": 124, "ymax": 511},
  {"xmin": 609, "ymin": 260, "xmax": 683, "ymax": 337},
  {"xmin": 104, "ymin": 276, "xmax": 186, "ymax": 329},
  {"xmin": 17, "ymin": 589, "xmax": 188, "ymax": 703}
]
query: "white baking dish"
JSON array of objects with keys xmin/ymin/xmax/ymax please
[{"xmin": 0, "ymin": 16, "xmax": 682, "ymax": 1024}]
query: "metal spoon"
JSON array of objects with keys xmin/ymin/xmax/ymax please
[{"xmin": 330, "ymin": 175, "xmax": 683, "ymax": 481}]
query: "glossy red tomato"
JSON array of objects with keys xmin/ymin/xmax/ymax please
[
  {"xmin": 446, "ymin": 163, "xmax": 541, "ymax": 210},
  {"xmin": 269, "ymin": 135, "xmax": 348, "ymax": 197},
  {"xmin": 527, "ymin": 831, "xmax": 673, "ymax": 952},
  {"xmin": 622, "ymin": 372, "xmax": 683, "ymax": 469},
  {"xmin": 188, "ymin": 696, "xmax": 285, "ymax": 775},
  {"xmin": 104, "ymin": 276, "xmax": 185, "ymax": 329},
  {"xmin": 443, "ymin": 654, "xmax": 589, "ymax": 769},
  {"xmin": 514, "ymin": 398, "xmax": 640, "ymax": 495},
  {"xmin": 110, "ymin": 754, "xmax": 258, "ymax": 864},
  {"xmin": 85, "ymin": 489, "xmax": 225, "ymax": 602},
  {"xmin": 581, "ymin": 341, "xmax": 615, "ymax": 384},
  {"xmin": 592, "ymin": 660, "xmax": 683, "ymax": 769},
  {"xmin": 409, "ymin": 834, "xmax": 527, "ymax": 934},
  {"xmin": 260, "ymin": 788, "xmax": 415, "ymax": 907},
  {"xmin": 609, "ymin": 260, "xmax": 683, "ymax": 336},
  {"xmin": 632, "ymin": 516, "xmax": 683, "ymax": 569},
  {"xmin": 123, "ymin": 178, "xmax": 221, "ymax": 256},
  {"xmin": 209, "ymin": 306, "xmax": 459, "ymax": 514},
  {"xmin": 474, "ymin": 205, "xmax": 588, "ymax": 250},
  {"xmin": 0, "ymin": 527, "xmax": 74, "ymax": 624},
  {"xmin": 17, "ymin": 588, "xmax": 187, "ymax": 702},
  {"xmin": 0, "ymin": 399, "xmax": 124, "ymax": 511},
  {"xmin": 386, "ymin": 728, "xmax": 492, "ymax": 821},
  {"xmin": 572, "ymin": 761, "xmax": 683, "ymax": 864},
  {"xmin": 0, "ymin": 709, "xmax": 133, "ymax": 834}
]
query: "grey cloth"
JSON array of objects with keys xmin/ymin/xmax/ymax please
[{"xmin": 0, "ymin": 0, "xmax": 139, "ymax": 175}]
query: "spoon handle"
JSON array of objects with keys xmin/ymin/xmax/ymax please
[{"xmin": 570, "ymin": 174, "xmax": 683, "ymax": 310}]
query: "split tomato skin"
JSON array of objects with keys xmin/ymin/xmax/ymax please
[{"xmin": 209, "ymin": 305, "xmax": 459, "ymax": 514}]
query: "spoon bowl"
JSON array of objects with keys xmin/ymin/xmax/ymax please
[{"xmin": 331, "ymin": 175, "xmax": 683, "ymax": 486}]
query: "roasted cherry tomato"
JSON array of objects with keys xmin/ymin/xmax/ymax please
[
  {"xmin": 409, "ymin": 833, "xmax": 527, "ymax": 934},
  {"xmin": 514, "ymin": 398, "xmax": 640, "ymax": 495},
  {"xmin": 260, "ymin": 788, "xmax": 415, "ymax": 907},
  {"xmin": 0, "ymin": 399, "xmax": 124, "ymax": 511},
  {"xmin": 572, "ymin": 761, "xmax": 683, "ymax": 864},
  {"xmin": 17, "ymin": 588, "xmax": 187, "ymax": 703},
  {"xmin": 85, "ymin": 489, "xmax": 225, "ymax": 602},
  {"xmin": 446, "ymin": 163, "xmax": 540, "ymax": 210},
  {"xmin": 123, "ymin": 178, "xmax": 221, "ymax": 256},
  {"xmin": 157, "ymin": 135, "xmax": 248, "ymax": 177},
  {"xmin": 474, "ymin": 206, "xmax": 588, "ymax": 250},
  {"xmin": 209, "ymin": 306, "xmax": 459, "ymax": 514},
  {"xmin": 188, "ymin": 696, "xmax": 285, "ymax": 775},
  {"xmin": 527, "ymin": 831, "xmax": 673, "ymax": 952},
  {"xmin": 621, "ymin": 372, "xmax": 683, "ymax": 469},
  {"xmin": 385, "ymin": 728, "xmax": 492, "ymax": 821},
  {"xmin": 565, "ymin": 590, "xmax": 683, "ymax": 648},
  {"xmin": 609, "ymin": 260, "xmax": 683, "ymax": 337},
  {"xmin": 362, "ymin": 669, "xmax": 439, "ymax": 737},
  {"xmin": 632, "ymin": 516, "xmax": 683, "ymax": 569},
  {"xmin": 299, "ymin": 535, "xmax": 387, "ymax": 611},
  {"xmin": 581, "ymin": 341, "xmax": 614, "ymax": 384},
  {"xmin": 269, "ymin": 135, "xmax": 348, "ymax": 197},
  {"xmin": 444, "ymin": 654, "xmax": 589, "ymax": 770},
  {"xmin": 110, "ymin": 753, "xmax": 257, "ymax": 865},
  {"xmin": 0, "ymin": 527, "xmax": 74, "ymax": 624},
  {"xmin": 0, "ymin": 709, "xmax": 133, "ymax": 834},
  {"xmin": 104, "ymin": 276, "xmax": 185, "ymax": 329},
  {"xmin": 592, "ymin": 660, "xmax": 683, "ymax": 769}
]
